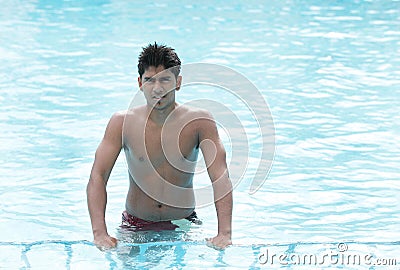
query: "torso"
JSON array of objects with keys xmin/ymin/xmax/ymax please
[{"xmin": 122, "ymin": 105, "xmax": 201, "ymax": 221}]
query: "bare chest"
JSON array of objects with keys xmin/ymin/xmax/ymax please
[{"xmin": 125, "ymin": 121, "xmax": 199, "ymax": 169}]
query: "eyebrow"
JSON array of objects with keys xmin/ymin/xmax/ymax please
[{"xmin": 143, "ymin": 75, "xmax": 172, "ymax": 81}]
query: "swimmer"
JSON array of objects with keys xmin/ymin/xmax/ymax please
[{"xmin": 87, "ymin": 42, "xmax": 233, "ymax": 250}]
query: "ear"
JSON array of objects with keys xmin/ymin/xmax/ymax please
[
  {"xmin": 175, "ymin": 76, "xmax": 182, "ymax": 91},
  {"xmin": 138, "ymin": 76, "xmax": 143, "ymax": 91}
]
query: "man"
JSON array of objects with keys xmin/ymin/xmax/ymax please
[{"xmin": 87, "ymin": 42, "xmax": 233, "ymax": 250}]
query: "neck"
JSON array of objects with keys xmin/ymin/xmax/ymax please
[{"xmin": 147, "ymin": 102, "xmax": 178, "ymax": 125}]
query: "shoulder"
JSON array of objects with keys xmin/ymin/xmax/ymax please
[
  {"xmin": 105, "ymin": 110, "xmax": 133, "ymax": 133},
  {"xmin": 178, "ymin": 105, "xmax": 214, "ymax": 120},
  {"xmin": 122, "ymin": 106, "xmax": 148, "ymax": 127},
  {"xmin": 111, "ymin": 105, "xmax": 147, "ymax": 122},
  {"xmin": 109, "ymin": 110, "xmax": 127, "ymax": 126},
  {"xmin": 177, "ymin": 105, "xmax": 216, "ymax": 133}
]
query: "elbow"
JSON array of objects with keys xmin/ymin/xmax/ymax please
[
  {"xmin": 212, "ymin": 172, "xmax": 232, "ymax": 200},
  {"xmin": 86, "ymin": 177, "xmax": 95, "ymax": 196},
  {"xmin": 210, "ymin": 168, "xmax": 230, "ymax": 184},
  {"xmin": 86, "ymin": 174, "xmax": 106, "ymax": 195}
]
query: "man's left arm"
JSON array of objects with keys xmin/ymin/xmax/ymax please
[{"xmin": 198, "ymin": 111, "xmax": 233, "ymax": 249}]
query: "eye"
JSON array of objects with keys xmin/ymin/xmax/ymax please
[
  {"xmin": 160, "ymin": 77, "xmax": 171, "ymax": 83},
  {"xmin": 144, "ymin": 77, "xmax": 156, "ymax": 83}
]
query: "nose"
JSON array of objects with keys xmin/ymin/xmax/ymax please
[
  {"xmin": 154, "ymin": 78, "xmax": 161, "ymax": 87},
  {"xmin": 153, "ymin": 80, "xmax": 163, "ymax": 93},
  {"xmin": 153, "ymin": 82, "xmax": 168, "ymax": 98}
]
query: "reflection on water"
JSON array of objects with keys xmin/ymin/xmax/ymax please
[{"xmin": 115, "ymin": 228, "xmax": 191, "ymax": 268}]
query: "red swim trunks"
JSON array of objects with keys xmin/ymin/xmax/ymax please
[{"xmin": 121, "ymin": 210, "xmax": 201, "ymax": 231}]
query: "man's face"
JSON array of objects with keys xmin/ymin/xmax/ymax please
[{"xmin": 138, "ymin": 65, "xmax": 181, "ymax": 110}]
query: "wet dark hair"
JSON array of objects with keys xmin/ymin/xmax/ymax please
[{"xmin": 138, "ymin": 42, "xmax": 181, "ymax": 78}]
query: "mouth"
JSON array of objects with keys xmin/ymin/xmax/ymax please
[{"xmin": 153, "ymin": 94, "xmax": 167, "ymax": 100}]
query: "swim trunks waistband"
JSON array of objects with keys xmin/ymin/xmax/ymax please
[{"xmin": 121, "ymin": 210, "xmax": 201, "ymax": 231}]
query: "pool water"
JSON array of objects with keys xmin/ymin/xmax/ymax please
[{"xmin": 1, "ymin": 0, "xmax": 399, "ymax": 269}]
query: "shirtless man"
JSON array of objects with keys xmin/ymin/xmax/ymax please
[{"xmin": 87, "ymin": 43, "xmax": 233, "ymax": 250}]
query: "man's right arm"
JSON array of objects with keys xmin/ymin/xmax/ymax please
[{"xmin": 86, "ymin": 112, "xmax": 124, "ymax": 249}]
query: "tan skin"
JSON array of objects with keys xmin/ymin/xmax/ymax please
[{"xmin": 87, "ymin": 65, "xmax": 233, "ymax": 250}]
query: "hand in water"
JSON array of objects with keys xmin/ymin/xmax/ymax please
[
  {"xmin": 206, "ymin": 234, "xmax": 232, "ymax": 250},
  {"xmin": 93, "ymin": 234, "xmax": 118, "ymax": 251}
]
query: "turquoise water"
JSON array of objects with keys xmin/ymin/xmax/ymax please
[{"xmin": 1, "ymin": 0, "xmax": 400, "ymax": 269}]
